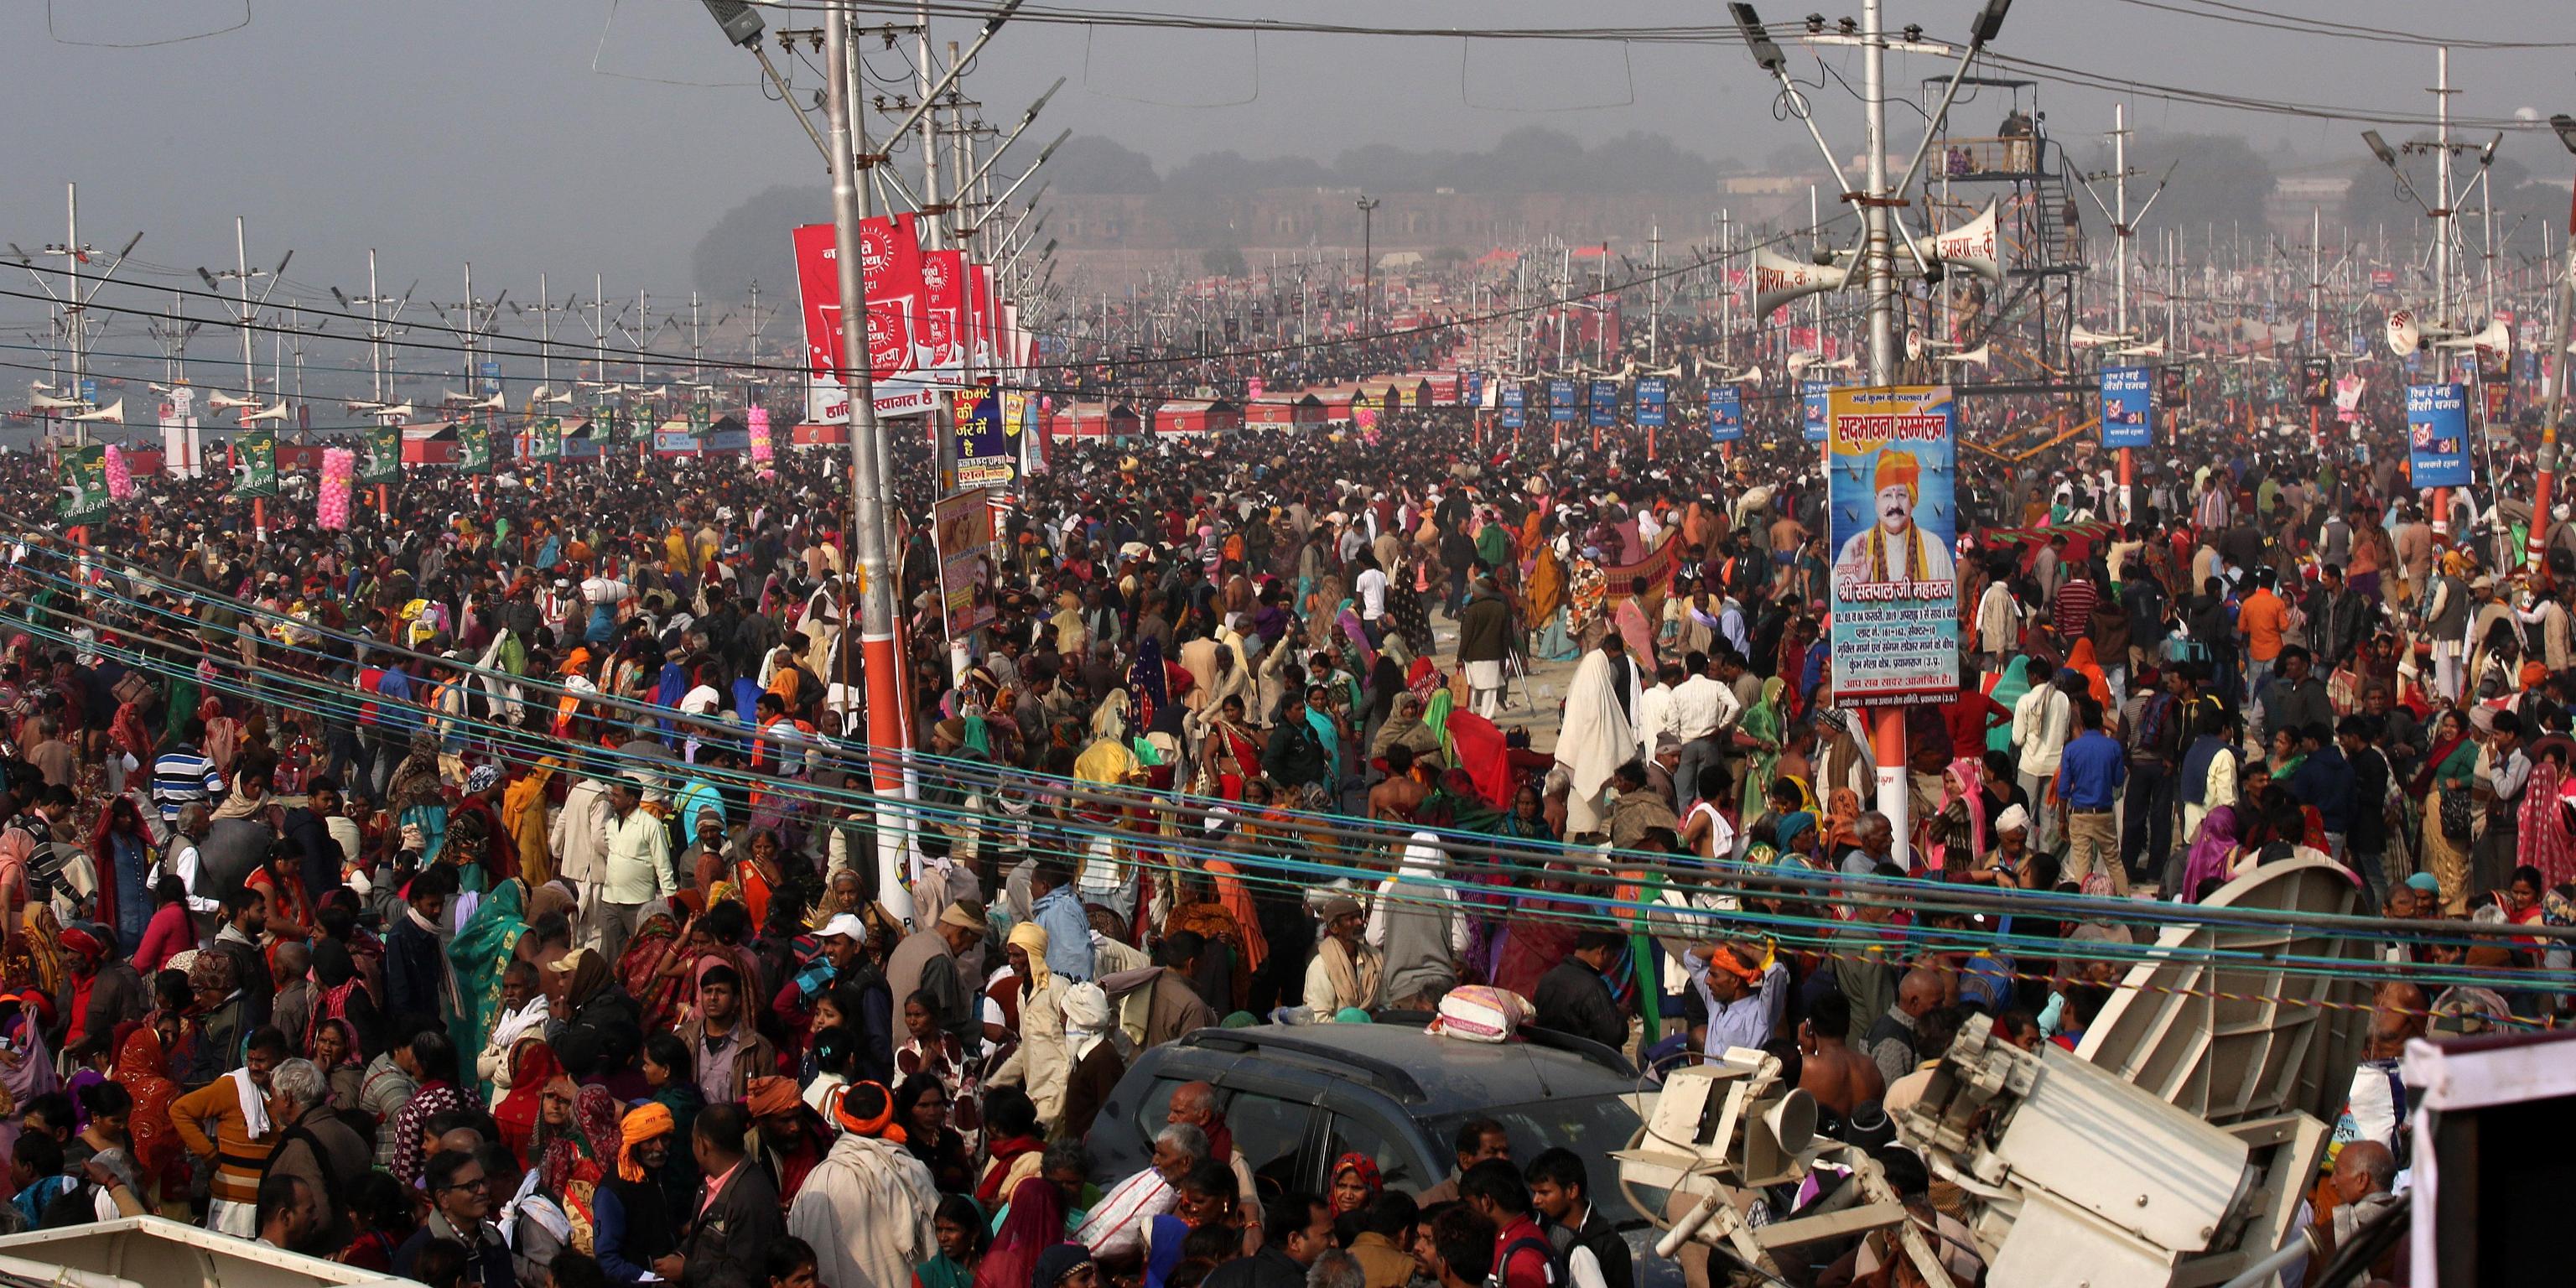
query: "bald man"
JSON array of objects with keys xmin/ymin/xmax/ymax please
[
  {"xmin": 1862, "ymin": 969, "xmax": 1945, "ymax": 1087},
  {"xmin": 2312, "ymin": 1140, "xmax": 2402, "ymax": 1279}
]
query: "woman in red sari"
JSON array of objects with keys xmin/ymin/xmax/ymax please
[
  {"xmin": 115, "ymin": 1023, "xmax": 184, "ymax": 1209},
  {"xmin": 618, "ymin": 899, "xmax": 692, "ymax": 1033},
  {"xmin": 493, "ymin": 1040, "xmax": 564, "ymax": 1169}
]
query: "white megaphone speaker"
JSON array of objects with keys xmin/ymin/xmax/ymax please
[
  {"xmin": 376, "ymin": 403, "xmax": 416, "ymax": 419},
  {"xmin": 242, "ymin": 401, "xmax": 291, "ymax": 423},
  {"xmin": 439, "ymin": 389, "xmax": 472, "ymax": 406},
  {"xmin": 1937, "ymin": 344, "xmax": 1991, "ymax": 368},
  {"xmin": 1904, "ymin": 331, "xmax": 1923, "ymax": 363},
  {"xmin": 29, "ymin": 381, "xmax": 55, "ymax": 393},
  {"xmin": 1787, "ymin": 351, "xmax": 1821, "ymax": 374},
  {"xmin": 1753, "ymin": 245, "xmax": 1850, "ymax": 319},
  {"xmin": 344, "ymin": 400, "xmax": 387, "ymax": 413},
  {"xmin": 1732, "ymin": 366, "xmax": 1766, "ymax": 385},
  {"xmin": 1822, "ymin": 356, "xmax": 1857, "ymax": 372},
  {"xmin": 1909, "ymin": 199, "xmax": 2004, "ymax": 284},
  {"xmin": 466, "ymin": 392, "xmax": 505, "ymax": 411},
  {"xmin": 528, "ymin": 385, "xmax": 553, "ymax": 404},
  {"xmin": 208, "ymin": 390, "xmax": 262, "ymax": 411},
  {"xmin": 2436, "ymin": 317, "xmax": 2509, "ymax": 352},
  {"xmin": 2115, "ymin": 337, "xmax": 2167, "ymax": 357},
  {"xmin": 2386, "ymin": 309, "xmax": 2422, "ymax": 356},
  {"xmin": 70, "ymin": 399, "xmax": 124, "ymax": 422},
  {"xmin": 29, "ymin": 391, "xmax": 85, "ymax": 410},
  {"xmin": 640, "ymin": 385, "xmax": 671, "ymax": 399},
  {"xmin": 544, "ymin": 387, "xmax": 576, "ymax": 405},
  {"xmin": 2070, "ymin": 325, "xmax": 2136, "ymax": 349}
]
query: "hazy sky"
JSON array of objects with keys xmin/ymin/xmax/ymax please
[{"xmin": 0, "ymin": 0, "xmax": 2567, "ymax": 335}]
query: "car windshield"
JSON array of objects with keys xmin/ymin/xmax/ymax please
[{"xmin": 1430, "ymin": 1093, "xmax": 1663, "ymax": 1225}]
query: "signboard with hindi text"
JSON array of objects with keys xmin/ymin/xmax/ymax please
[
  {"xmin": 1708, "ymin": 387, "xmax": 1743, "ymax": 443},
  {"xmin": 2100, "ymin": 366, "xmax": 2152, "ymax": 449},
  {"xmin": 2407, "ymin": 382, "xmax": 2470, "ymax": 489},
  {"xmin": 1826, "ymin": 386, "xmax": 1960, "ymax": 704},
  {"xmin": 231, "ymin": 431, "xmax": 277, "ymax": 497},
  {"xmin": 59, "ymin": 445, "xmax": 106, "ymax": 520}
]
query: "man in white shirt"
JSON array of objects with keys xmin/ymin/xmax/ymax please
[
  {"xmin": 1632, "ymin": 663, "xmax": 1681, "ymax": 762},
  {"xmin": 2012, "ymin": 665, "xmax": 2075, "ymax": 855},
  {"xmin": 1353, "ymin": 554, "xmax": 1390, "ymax": 641},
  {"xmin": 1668, "ymin": 652, "xmax": 1745, "ymax": 815},
  {"xmin": 1075, "ymin": 1124, "xmax": 1206, "ymax": 1258}
]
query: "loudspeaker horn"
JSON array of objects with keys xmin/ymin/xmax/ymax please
[
  {"xmin": 1936, "ymin": 344, "xmax": 1991, "ymax": 368},
  {"xmin": 28, "ymin": 392, "xmax": 85, "ymax": 410},
  {"xmin": 241, "ymin": 401, "xmax": 291, "ymax": 423},
  {"xmin": 376, "ymin": 403, "xmax": 416, "ymax": 419},
  {"xmin": 2435, "ymin": 317, "xmax": 2509, "ymax": 351},
  {"xmin": 1753, "ymin": 244, "xmax": 1850, "ymax": 319},
  {"xmin": 207, "ymin": 390, "xmax": 262, "ymax": 410},
  {"xmin": 2070, "ymin": 325, "xmax": 2136, "ymax": 349},
  {"xmin": 1732, "ymin": 366, "xmax": 1765, "ymax": 385},
  {"xmin": 70, "ymin": 399, "xmax": 124, "ymax": 422},
  {"xmin": 2114, "ymin": 338, "xmax": 2166, "ymax": 357},
  {"xmin": 1909, "ymin": 198, "xmax": 2003, "ymax": 284},
  {"xmin": 2386, "ymin": 309, "xmax": 2421, "ymax": 356}
]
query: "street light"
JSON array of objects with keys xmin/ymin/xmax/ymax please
[{"xmin": 1356, "ymin": 195, "xmax": 1381, "ymax": 335}]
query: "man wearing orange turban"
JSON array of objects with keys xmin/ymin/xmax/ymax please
[{"xmin": 1834, "ymin": 448, "xmax": 1955, "ymax": 587}]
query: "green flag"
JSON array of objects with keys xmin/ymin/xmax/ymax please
[
  {"xmin": 58, "ymin": 445, "xmax": 106, "ymax": 520},
  {"xmin": 532, "ymin": 417, "xmax": 564, "ymax": 461},
  {"xmin": 459, "ymin": 421, "xmax": 491, "ymax": 473},
  {"xmin": 231, "ymin": 431, "xmax": 277, "ymax": 498},
  {"xmin": 361, "ymin": 423, "xmax": 402, "ymax": 485}
]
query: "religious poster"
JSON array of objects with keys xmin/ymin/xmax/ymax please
[
  {"xmin": 1826, "ymin": 386, "xmax": 1960, "ymax": 704},
  {"xmin": 932, "ymin": 487, "xmax": 999, "ymax": 637}
]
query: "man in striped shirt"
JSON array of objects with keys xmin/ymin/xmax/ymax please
[{"xmin": 151, "ymin": 717, "xmax": 225, "ymax": 823}]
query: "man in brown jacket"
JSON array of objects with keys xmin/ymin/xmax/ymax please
[
  {"xmin": 262, "ymin": 1057, "xmax": 372, "ymax": 1254},
  {"xmin": 170, "ymin": 1026, "xmax": 288, "ymax": 1236},
  {"xmin": 676, "ymin": 964, "xmax": 777, "ymax": 1104}
]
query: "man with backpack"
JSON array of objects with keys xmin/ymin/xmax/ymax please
[
  {"xmin": 2120, "ymin": 666, "xmax": 2185, "ymax": 891},
  {"xmin": 1458, "ymin": 1159, "xmax": 1565, "ymax": 1288}
]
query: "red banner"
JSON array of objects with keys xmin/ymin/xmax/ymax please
[
  {"xmin": 968, "ymin": 262, "xmax": 997, "ymax": 371},
  {"xmin": 919, "ymin": 248, "xmax": 965, "ymax": 373},
  {"xmin": 794, "ymin": 219, "xmax": 922, "ymax": 382}
]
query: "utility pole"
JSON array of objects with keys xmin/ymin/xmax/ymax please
[
  {"xmin": 198, "ymin": 216, "xmax": 292, "ymax": 417},
  {"xmin": 2526, "ymin": 114, "xmax": 2576, "ymax": 575},
  {"xmin": 332, "ymin": 250, "xmax": 413, "ymax": 407},
  {"xmin": 17, "ymin": 183, "xmax": 144, "ymax": 443},
  {"xmin": 147, "ymin": 293, "xmax": 200, "ymax": 386},
  {"xmin": 516, "ymin": 273, "xmax": 583, "ymax": 388},
  {"xmin": 1648, "ymin": 224, "xmax": 1662, "ymax": 364},
  {"xmin": 1356, "ymin": 195, "xmax": 1379, "ymax": 337}
]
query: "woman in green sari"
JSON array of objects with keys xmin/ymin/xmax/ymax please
[
  {"xmin": 1986, "ymin": 657, "xmax": 2033, "ymax": 756},
  {"xmin": 448, "ymin": 875, "xmax": 527, "ymax": 1095},
  {"xmin": 1737, "ymin": 677, "xmax": 1789, "ymax": 824}
]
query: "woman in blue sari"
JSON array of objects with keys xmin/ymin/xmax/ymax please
[{"xmin": 449, "ymin": 876, "xmax": 528, "ymax": 1098}]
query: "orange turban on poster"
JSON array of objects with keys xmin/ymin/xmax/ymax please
[{"xmin": 1872, "ymin": 449, "xmax": 1921, "ymax": 502}]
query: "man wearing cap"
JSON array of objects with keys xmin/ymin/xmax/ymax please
[{"xmin": 886, "ymin": 900, "xmax": 985, "ymax": 1046}]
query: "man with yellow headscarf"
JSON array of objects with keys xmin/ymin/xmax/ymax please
[
  {"xmin": 986, "ymin": 921, "xmax": 1074, "ymax": 1131},
  {"xmin": 1833, "ymin": 448, "xmax": 1955, "ymax": 587}
]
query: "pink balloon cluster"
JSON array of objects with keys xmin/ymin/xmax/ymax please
[
  {"xmin": 318, "ymin": 447, "xmax": 355, "ymax": 531},
  {"xmin": 102, "ymin": 444, "xmax": 134, "ymax": 501}
]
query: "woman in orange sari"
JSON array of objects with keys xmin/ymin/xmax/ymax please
[
  {"xmin": 2064, "ymin": 638, "xmax": 2113, "ymax": 709},
  {"xmin": 116, "ymin": 1023, "xmax": 184, "ymax": 1211}
]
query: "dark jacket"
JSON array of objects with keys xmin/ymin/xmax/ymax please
[
  {"xmin": 382, "ymin": 914, "xmax": 449, "ymax": 1024},
  {"xmin": 1550, "ymin": 1203, "xmax": 1636, "ymax": 1288},
  {"xmin": 396, "ymin": 1212, "xmax": 518, "ymax": 1288},
  {"xmin": 280, "ymin": 807, "xmax": 344, "ymax": 901},
  {"xmin": 1260, "ymin": 718, "xmax": 1331, "ymax": 791},
  {"xmin": 1532, "ymin": 959, "xmax": 1624, "ymax": 1050},
  {"xmin": 265, "ymin": 1104, "xmax": 373, "ymax": 1254},
  {"xmin": 1204, "ymin": 1244, "xmax": 1310, "ymax": 1288},
  {"xmin": 595, "ymin": 1176, "xmax": 678, "ymax": 1285},
  {"xmin": 1457, "ymin": 592, "xmax": 1515, "ymax": 664},
  {"xmin": 681, "ymin": 1157, "xmax": 787, "ymax": 1288}
]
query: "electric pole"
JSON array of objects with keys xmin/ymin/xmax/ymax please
[
  {"xmin": 196, "ymin": 216, "xmax": 293, "ymax": 422},
  {"xmin": 16, "ymin": 183, "xmax": 143, "ymax": 443}
]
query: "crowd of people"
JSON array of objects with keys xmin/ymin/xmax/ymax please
[{"xmin": 0, "ymin": 320, "xmax": 2554, "ymax": 1288}]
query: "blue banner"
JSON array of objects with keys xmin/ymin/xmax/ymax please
[
  {"xmin": 1802, "ymin": 380, "xmax": 1831, "ymax": 442},
  {"xmin": 478, "ymin": 361, "xmax": 501, "ymax": 397},
  {"xmin": 1636, "ymin": 377, "xmax": 1668, "ymax": 428},
  {"xmin": 1500, "ymin": 382, "xmax": 1525, "ymax": 428},
  {"xmin": 1548, "ymin": 378, "xmax": 1576, "ymax": 423},
  {"xmin": 2406, "ymin": 382, "xmax": 2471, "ymax": 488},
  {"xmin": 2100, "ymin": 366, "xmax": 2153, "ymax": 449},
  {"xmin": 1588, "ymin": 380, "xmax": 1618, "ymax": 428},
  {"xmin": 1466, "ymin": 371, "xmax": 1486, "ymax": 406},
  {"xmin": 1709, "ymin": 387, "xmax": 1743, "ymax": 443}
]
